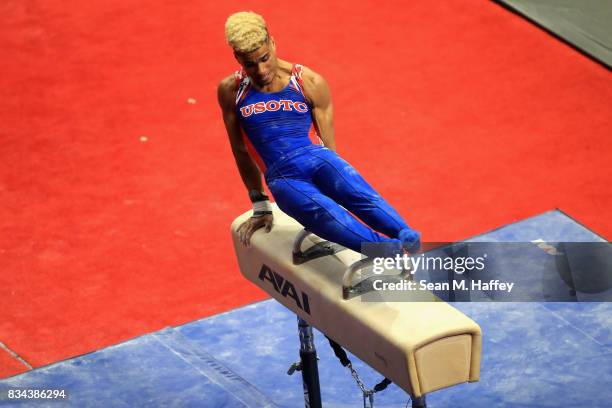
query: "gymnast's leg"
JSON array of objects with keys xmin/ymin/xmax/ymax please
[
  {"xmin": 309, "ymin": 147, "xmax": 421, "ymax": 252},
  {"xmin": 267, "ymin": 176, "xmax": 404, "ymax": 255}
]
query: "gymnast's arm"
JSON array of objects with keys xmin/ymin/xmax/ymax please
[
  {"xmin": 217, "ymin": 76, "xmax": 263, "ymax": 192},
  {"xmin": 218, "ymin": 76, "xmax": 273, "ymax": 245},
  {"xmin": 302, "ymin": 67, "xmax": 337, "ymax": 152}
]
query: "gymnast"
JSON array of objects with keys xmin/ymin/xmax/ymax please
[{"xmin": 218, "ymin": 11, "xmax": 420, "ymax": 257}]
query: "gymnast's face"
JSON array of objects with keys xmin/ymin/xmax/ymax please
[{"xmin": 235, "ymin": 39, "xmax": 278, "ymax": 88}]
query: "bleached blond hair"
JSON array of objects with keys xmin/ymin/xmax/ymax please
[{"xmin": 225, "ymin": 11, "xmax": 269, "ymax": 53}]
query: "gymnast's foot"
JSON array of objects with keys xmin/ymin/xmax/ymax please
[{"xmin": 399, "ymin": 228, "xmax": 421, "ymax": 253}]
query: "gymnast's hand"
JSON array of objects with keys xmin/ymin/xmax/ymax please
[{"xmin": 237, "ymin": 213, "xmax": 274, "ymax": 246}]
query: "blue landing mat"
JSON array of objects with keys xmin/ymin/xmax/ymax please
[
  {"xmin": 0, "ymin": 329, "xmax": 277, "ymax": 408},
  {"xmin": 1, "ymin": 210, "xmax": 610, "ymax": 407}
]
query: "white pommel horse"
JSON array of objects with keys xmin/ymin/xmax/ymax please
[{"xmin": 231, "ymin": 204, "xmax": 482, "ymax": 408}]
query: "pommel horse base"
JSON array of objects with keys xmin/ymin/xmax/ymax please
[{"xmin": 231, "ymin": 205, "xmax": 482, "ymax": 407}]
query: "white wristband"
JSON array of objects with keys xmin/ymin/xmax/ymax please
[{"xmin": 253, "ymin": 200, "xmax": 272, "ymax": 213}]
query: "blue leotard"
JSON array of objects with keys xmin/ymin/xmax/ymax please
[{"xmin": 234, "ymin": 64, "xmax": 419, "ymax": 255}]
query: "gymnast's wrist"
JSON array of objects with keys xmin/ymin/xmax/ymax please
[
  {"xmin": 251, "ymin": 193, "xmax": 272, "ymax": 218},
  {"xmin": 248, "ymin": 189, "xmax": 269, "ymax": 203},
  {"xmin": 253, "ymin": 201, "xmax": 272, "ymax": 216}
]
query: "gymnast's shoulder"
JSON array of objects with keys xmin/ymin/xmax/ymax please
[
  {"xmin": 298, "ymin": 64, "xmax": 328, "ymax": 89},
  {"xmin": 217, "ymin": 74, "xmax": 238, "ymax": 109},
  {"xmin": 298, "ymin": 65, "xmax": 332, "ymax": 105}
]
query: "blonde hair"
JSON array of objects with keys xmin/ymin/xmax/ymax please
[{"xmin": 225, "ymin": 11, "xmax": 269, "ymax": 53}]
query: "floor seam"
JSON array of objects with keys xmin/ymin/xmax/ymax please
[
  {"xmin": 0, "ymin": 341, "xmax": 33, "ymax": 370},
  {"xmin": 540, "ymin": 305, "xmax": 607, "ymax": 348}
]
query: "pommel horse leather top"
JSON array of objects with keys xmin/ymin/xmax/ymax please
[{"xmin": 231, "ymin": 205, "xmax": 482, "ymax": 398}]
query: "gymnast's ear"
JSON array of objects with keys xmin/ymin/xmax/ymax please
[{"xmin": 233, "ymin": 51, "xmax": 242, "ymax": 64}]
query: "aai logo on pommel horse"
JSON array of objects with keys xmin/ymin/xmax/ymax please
[{"xmin": 258, "ymin": 264, "xmax": 311, "ymax": 315}]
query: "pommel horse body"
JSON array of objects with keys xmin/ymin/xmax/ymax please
[{"xmin": 231, "ymin": 205, "xmax": 482, "ymax": 407}]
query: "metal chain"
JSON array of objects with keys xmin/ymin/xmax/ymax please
[
  {"xmin": 349, "ymin": 362, "xmax": 380, "ymax": 408},
  {"xmin": 348, "ymin": 362, "xmax": 373, "ymax": 396},
  {"xmin": 291, "ymin": 358, "xmax": 388, "ymax": 407}
]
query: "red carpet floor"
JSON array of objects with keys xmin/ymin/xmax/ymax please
[{"xmin": 1, "ymin": 0, "xmax": 610, "ymax": 377}]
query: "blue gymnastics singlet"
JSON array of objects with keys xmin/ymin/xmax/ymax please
[{"xmin": 234, "ymin": 64, "xmax": 322, "ymax": 172}]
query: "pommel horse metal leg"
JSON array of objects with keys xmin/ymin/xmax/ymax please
[
  {"xmin": 298, "ymin": 317, "xmax": 322, "ymax": 408},
  {"xmin": 412, "ymin": 395, "xmax": 427, "ymax": 408}
]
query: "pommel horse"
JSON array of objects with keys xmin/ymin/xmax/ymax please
[{"xmin": 231, "ymin": 204, "xmax": 482, "ymax": 408}]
